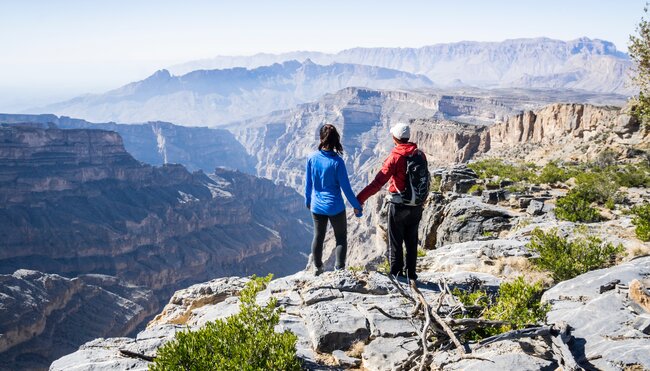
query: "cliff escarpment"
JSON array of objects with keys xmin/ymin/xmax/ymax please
[
  {"xmin": 0, "ymin": 270, "xmax": 158, "ymax": 370},
  {"xmin": 0, "ymin": 114, "xmax": 256, "ymax": 174},
  {"xmin": 0, "ymin": 123, "xmax": 312, "ymax": 369},
  {"xmin": 0, "ymin": 124, "xmax": 311, "ymax": 288}
]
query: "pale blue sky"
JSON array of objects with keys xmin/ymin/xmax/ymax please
[{"xmin": 0, "ymin": 0, "xmax": 645, "ymax": 111}]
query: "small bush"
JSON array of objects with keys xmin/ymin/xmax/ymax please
[
  {"xmin": 610, "ymin": 163, "xmax": 650, "ymax": 188},
  {"xmin": 632, "ymin": 203, "xmax": 650, "ymax": 241},
  {"xmin": 468, "ymin": 184, "xmax": 485, "ymax": 194},
  {"xmin": 417, "ymin": 248, "xmax": 427, "ymax": 257},
  {"xmin": 484, "ymin": 277, "xmax": 549, "ymax": 333},
  {"xmin": 377, "ymin": 258, "xmax": 390, "ymax": 274},
  {"xmin": 505, "ymin": 183, "xmax": 527, "ymax": 193},
  {"xmin": 430, "ymin": 176, "xmax": 441, "ymax": 192},
  {"xmin": 554, "ymin": 192, "xmax": 601, "ymax": 223},
  {"xmin": 527, "ymin": 228, "xmax": 624, "ymax": 282},
  {"xmin": 535, "ymin": 162, "xmax": 574, "ymax": 184},
  {"xmin": 150, "ymin": 275, "xmax": 301, "ymax": 371},
  {"xmin": 468, "ymin": 159, "xmax": 535, "ymax": 182},
  {"xmin": 453, "ymin": 277, "xmax": 549, "ymax": 340}
]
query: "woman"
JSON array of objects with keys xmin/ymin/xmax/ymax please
[{"xmin": 305, "ymin": 124, "xmax": 362, "ymax": 275}]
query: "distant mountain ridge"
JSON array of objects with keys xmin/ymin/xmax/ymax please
[
  {"xmin": 39, "ymin": 60, "xmax": 434, "ymax": 126},
  {"xmin": 170, "ymin": 37, "xmax": 633, "ymax": 94}
]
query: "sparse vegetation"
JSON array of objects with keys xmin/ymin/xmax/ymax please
[
  {"xmin": 149, "ymin": 274, "xmax": 300, "ymax": 371},
  {"xmin": 535, "ymin": 161, "xmax": 575, "ymax": 184},
  {"xmin": 632, "ymin": 203, "xmax": 650, "ymax": 241},
  {"xmin": 527, "ymin": 228, "xmax": 624, "ymax": 282},
  {"xmin": 377, "ymin": 258, "xmax": 390, "ymax": 274},
  {"xmin": 505, "ymin": 183, "xmax": 527, "ymax": 193},
  {"xmin": 554, "ymin": 192, "xmax": 602, "ymax": 222},
  {"xmin": 430, "ymin": 176, "xmax": 441, "ymax": 192},
  {"xmin": 468, "ymin": 184, "xmax": 485, "ymax": 194},
  {"xmin": 453, "ymin": 276, "xmax": 549, "ymax": 340},
  {"xmin": 417, "ymin": 248, "xmax": 427, "ymax": 257},
  {"xmin": 468, "ymin": 159, "xmax": 535, "ymax": 182}
]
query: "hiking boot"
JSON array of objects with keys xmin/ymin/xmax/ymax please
[{"xmin": 314, "ymin": 266, "xmax": 324, "ymax": 276}]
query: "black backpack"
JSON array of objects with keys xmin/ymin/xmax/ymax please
[{"xmin": 400, "ymin": 150, "xmax": 430, "ymax": 206}]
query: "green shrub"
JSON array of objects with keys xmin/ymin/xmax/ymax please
[
  {"xmin": 417, "ymin": 248, "xmax": 427, "ymax": 257},
  {"xmin": 468, "ymin": 184, "xmax": 485, "ymax": 194},
  {"xmin": 505, "ymin": 183, "xmax": 527, "ymax": 193},
  {"xmin": 610, "ymin": 163, "xmax": 650, "ymax": 188},
  {"xmin": 572, "ymin": 172, "xmax": 621, "ymax": 205},
  {"xmin": 150, "ymin": 275, "xmax": 300, "ymax": 371},
  {"xmin": 430, "ymin": 176, "xmax": 441, "ymax": 192},
  {"xmin": 468, "ymin": 159, "xmax": 535, "ymax": 182},
  {"xmin": 632, "ymin": 203, "xmax": 650, "ymax": 241},
  {"xmin": 453, "ymin": 277, "xmax": 548, "ymax": 340},
  {"xmin": 527, "ymin": 228, "xmax": 624, "ymax": 282},
  {"xmin": 377, "ymin": 258, "xmax": 390, "ymax": 274},
  {"xmin": 554, "ymin": 192, "xmax": 601, "ymax": 222},
  {"xmin": 535, "ymin": 162, "xmax": 574, "ymax": 184},
  {"xmin": 484, "ymin": 277, "xmax": 549, "ymax": 333}
]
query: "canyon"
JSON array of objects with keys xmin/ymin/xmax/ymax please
[{"xmin": 0, "ymin": 123, "xmax": 311, "ymax": 369}]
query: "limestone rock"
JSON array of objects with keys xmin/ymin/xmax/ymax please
[
  {"xmin": 482, "ymin": 189, "xmax": 506, "ymax": 204},
  {"xmin": 440, "ymin": 165, "xmax": 479, "ymax": 193},
  {"xmin": 543, "ymin": 257, "xmax": 650, "ymax": 370},
  {"xmin": 304, "ymin": 302, "xmax": 370, "ymax": 352},
  {"xmin": 435, "ymin": 197, "xmax": 514, "ymax": 246},
  {"xmin": 361, "ymin": 336, "xmax": 419, "ymax": 371},
  {"xmin": 526, "ymin": 199, "xmax": 545, "ymax": 216}
]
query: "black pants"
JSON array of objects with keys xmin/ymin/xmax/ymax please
[
  {"xmin": 311, "ymin": 211, "xmax": 347, "ymax": 270},
  {"xmin": 388, "ymin": 203, "xmax": 423, "ymax": 280}
]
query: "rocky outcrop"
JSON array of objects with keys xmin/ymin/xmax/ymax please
[
  {"xmin": 431, "ymin": 197, "xmax": 515, "ymax": 247},
  {"xmin": 54, "ymin": 259, "xmax": 649, "ymax": 371},
  {"xmin": 543, "ymin": 257, "xmax": 650, "ymax": 370},
  {"xmin": 482, "ymin": 103, "xmax": 649, "ymax": 164},
  {"xmin": 0, "ymin": 115, "xmax": 256, "ymax": 173},
  {"xmin": 0, "ymin": 270, "xmax": 157, "ymax": 370}
]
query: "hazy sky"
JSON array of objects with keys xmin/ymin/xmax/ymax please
[{"xmin": 0, "ymin": 0, "xmax": 645, "ymax": 111}]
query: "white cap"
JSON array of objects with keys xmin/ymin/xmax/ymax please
[{"xmin": 390, "ymin": 123, "xmax": 410, "ymax": 139}]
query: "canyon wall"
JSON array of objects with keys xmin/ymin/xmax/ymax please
[
  {"xmin": 0, "ymin": 114, "xmax": 256, "ymax": 174},
  {"xmin": 0, "ymin": 124, "xmax": 312, "ymax": 369}
]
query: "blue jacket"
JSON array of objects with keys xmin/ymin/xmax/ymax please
[{"xmin": 305, "ymin": 150, "xmax": 362, "ymax": 216}]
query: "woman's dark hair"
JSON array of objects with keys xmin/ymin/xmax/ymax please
[{"xmin": 319, "ymin": 124, "xmax": 343, "ymax": 154}]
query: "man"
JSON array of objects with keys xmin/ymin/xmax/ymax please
[{"xmin": 357, "ymin": 123, "xmax": 427, "ymax": 281}]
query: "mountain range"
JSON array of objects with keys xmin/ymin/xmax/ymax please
[
  {"xmin": 170, "ymin": 37, "xmax": 633, "ymax": 94},
  {"xmin": 33, "ymin": 38, "xmax": 633, "ymax": 128},
  {"xmin": 39, "ymin": 60, "xmax": 434, "ymax": 126}
]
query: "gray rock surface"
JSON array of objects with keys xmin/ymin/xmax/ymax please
[
  {"xmin": 526, "ymin": 199, "xmax": 545, "ymax": 216},
  {"xmin": 435, "ymin": 197, "xmax": 515, "ymax": 246},
  {"xmin": 362, "ymin": 336, "xmax": 419, "ymax": 371},
  {"xmin": 543, "ymin": 257, "xmax": 650, "ymax": 370},
  {"xmin": 440, "ymin": 165, "xmax": 479, "ymax": 193}
]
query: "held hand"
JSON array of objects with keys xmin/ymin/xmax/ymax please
[{"xmin": 353, "ymin": 208, "xmax": 363, "ymax": 217}]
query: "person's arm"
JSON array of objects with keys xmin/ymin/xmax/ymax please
[
  {"xmin": 336, "ymin": 159, "xmax": 362, "ymax": 210},
  {"xmin": 356, "ymin": 156, "xmax": 395, "ymax": 205},
  {"xmin": 305, "ymin": 158, "xmax": 312, "ymax": 209}
]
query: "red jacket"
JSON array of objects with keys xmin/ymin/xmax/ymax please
[{"xmin": 357, "ymin": 142, "xmax": 425, "ymax": 205}]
